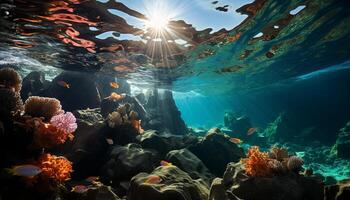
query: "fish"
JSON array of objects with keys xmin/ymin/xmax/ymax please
[
  {"xmin": 144, "ymin": 175, "xmax": 162, "ymax": 184},
  {"xmin": 7, "ymin": 164, "xmax": 42, "ymax": 177},
  {"xmin": 85, "ymin": 176, "xmax": 99, "ymax": 183},
  {"xmin": 229, "ymin": 137, "xmax": 243, "ymax": 144},
  {"xmin": 106, "ymin": 138, "xmax": 114, "ymax": 145},
  {"xmin": 108, "ymin": 92, "xmax": 125, "ymax": 101},
  {"xmin": 57, "ymin": 80, "xmax": 70, "ymax": 89},
  {"xmin": 71, "ymin": 185, "xmax": 89, "ymax": 193},
  {"xmin": 160, "ymin": 160, "xmax": 172, "ymax": 167},
  {"xmin": 247, "ymin": 127, "xmax": 257, "ymax": 136},
  {"xmin": 110, "ymin": 82, "xmax": 119, "ymax": 89},
  {"xmin": 131, "ymin": 119, "xmax": 144, "ymax": 134}
]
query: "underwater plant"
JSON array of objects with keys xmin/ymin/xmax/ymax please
[
  {"xmin": 38, "ymin": 153, "xmax": 73, "ymax": 183},
  {"xmin": 0, "ymin": 67, "xmax": 22, "ymax": 92},
  {"xmin": 24, "ymin": 96, "xmax": 63, "ymax": 120},
  {"xmin": 241, "ymin": 146, "xmax": 273, "ymax": 177}
]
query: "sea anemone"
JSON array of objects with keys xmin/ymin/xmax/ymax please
[
  {"xmin": 287, "ymin": 156, "xmax": 304, "ymax": 173},
  {"xmin": 24, "ymin": 96, "xmax": 63, "ymax": 120},
  {"xmin": 50, "ymin": 112, "xmax": 77, "ymax": 134},
  {"xmin": 0, "ymin": 67, "xmax": 22, "ymax": 92},
  {"xmin": 32, "ymin": 118, "xmax": 74, "ymax": 148},
  {"xmin": 38, "ymin": 153, "xmax": 73, "ymax": 183},
  {"xmin": 0, "ymin": 88, "xmax": 24, "ymax": 120},
  {"xmin": 241, "ymin": 146, "xmax": 273, "ymax": 177}
]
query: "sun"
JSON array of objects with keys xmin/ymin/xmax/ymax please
[{"xmin": 144, "ymin": 12, "xmax": 170, "ymax": 32}]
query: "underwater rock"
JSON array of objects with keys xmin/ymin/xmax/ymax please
[
  {"xmin": 100, "ymin": 97, "xmax": 120, "ymax": 118},
  {"xmin": 101, "ymin": 143, "xmax": 159, "ymax": 185},
  {"xmin": 65, "ymin": 121, "xmax": 110, "ymax": 179},
  {"xmin": 224, "ymin": 112, "xmax": 252, "ymax": 137},
  {"xmin": 143, "ymin": 89, "xmax": 187, "ymax": 135},
  {"xmin": 325, "ymin": 179, "xmax": 350, "ymax": 200},
  {"xmin": 85, "ymin": 185, "xmax": 122, "ymax": 200},
  {"xmin": 73, "ymin": 108, "xmax": 104, "ymax": 125},
  {"xmin": 0, "ymin": 88, "xmax": 23, "ymax": 121},
  {"xmin": 210, "ymin": 162, "xmax": 324, "ymax": 200},
  {"xmin": 188, "ymin": 129, "xmax": 244, "ymax": 176},
  {"xmin": 128, "ymin": 165, "xmax": 209, "ymax": 200},
  {"xmin": 335, "ymin": 121, "xmax": 350, "ymax": 159},
  {"xmin": 45, "ymin": 72, "xmax": 101, "ymax": 111},
  {"xmin": 165, "ymin": 148, "xmax": 214, "ymax": 185},
  {"xmin": 140, "ymin": 130, "xmax": 199, "ymax": 157},
  {"xmin": 96, "ymin": 74, "xmax": 131, "ymax": 99},
  {"xmin": 20, "ymin": 71, "xmax": 50, "ymax": 101}
]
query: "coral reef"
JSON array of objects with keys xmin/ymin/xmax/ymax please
[
  {"xmin": 241, "ymin": 146, "xmax": 273, "ymax": 177},
  {"xmin": 38, "ymin": 153, "xmax": 73, "ymax": 183},
  {"xmin": 0, "ymin": 88, "xmax": 24, "ymax": 120},
  {"xmin": 287, "ymin": 156, "xmax": 304, "ymax": 173},
  {"xmin": 50, "ymin": 112, "xmax": 77, "ymax": 134},
  {"xmin": 0, "ymin": 67, "xmax": 22, "ymax": 92},
  {"xmin": 24, "ymin": 96, "xmax": 63, "ymax": 121}
]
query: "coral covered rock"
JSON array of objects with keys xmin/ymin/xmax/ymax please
[
  {"xmin": 24, "ymin": 96, "xmax": 63, "ymax": 120},
  {"xmin": 241, "ymin": 146, "xmax": 273, "ymax": 177},
  {"xmin": 325, "ymin": 179, "xmax": 350, "ymax": 200},
  {"xmin": 128, "ymin": 165, "xmax": 209, "ymax": 200},
  {"xmin": 0, "ymin": 67, "xmax": 22, "ymax": 92},
  {"xmin": 50, "ymin": 112, "xmax": 77, "ymax": 134}
]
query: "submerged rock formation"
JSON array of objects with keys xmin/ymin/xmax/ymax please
[
  {"xmin": 335, "ymin": 121, "xmax": 350, "ymax": 159},
  {"xmin": 128, "ymin": 166, "xmax": 209, "ymax": 200}
]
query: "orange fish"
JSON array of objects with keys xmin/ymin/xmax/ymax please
[
  {"xmin": 229, "ymin": 138, "xmax": 243, "ymax": 144},
  {"xmin": 108, "ymin": 92, "xmax": 125, "ymax": 101},
  {"xmin": 131, "ymin": 119, "xmax": 144, "ymax": 134},
  {"xmin": 144, "ymin": 175, "xmax": 162, "ymax": 184},
  {"xmin": 160, "ymin": 160, "xmax": 172, "ymax": 167},
  {"xmin": 247, "ymin": 128, "xmax": 257, "ymax": 136},
  {"xmin": 110, "ymin": 82, "xmax": 119, "ymax": 89},
  {"xmin": 57, "ymin": 80, "xmax": 70, "ymax": 89}
]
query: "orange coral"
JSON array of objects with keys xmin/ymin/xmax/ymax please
[
  {"xmin": 241, "ymin": 146, "xmax": 273, "ymax": 177},
  {"xmin": 29, "ymin": 118, "xmax": 74, "ymax": 148},
  {"xmin": 38, "ymin": 153, "xmax": 73, "ymax": 183}
]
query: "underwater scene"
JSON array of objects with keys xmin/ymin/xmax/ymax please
[{"xmin": 1, "ymin": 0, "xmax": 350, "ymax": 199}]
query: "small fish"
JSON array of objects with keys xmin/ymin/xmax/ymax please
[
  {"xmin": 57, "ymin": 80, "xmax": 70, "ymax": 89},
  {"xmin": 160, "ymin": 160, "xmax": 172, "ymax": 167},
  {"xmin": 106, "ymin": 138, "xmax": 114, "ymax": 145},
  {"xmin": 110, "ymin": 82, "xmax": 119, "ymax": 89},
  {"xmin": 7, "ymin": 164, "xmax": 42, "ymax": 177},
  {"xmin": 85, "ymin": 176, "xmax": 99, "ymax": 183},
  {"xmin": 247, "ymin": 127, "xmax": 257, "ymax": 136},
  {"xmin": 229, "ymin": 137, "xmax": 243, "ymax": 144},
  {"xmin": 71, "ymin": 185, "xmax": 89, "ymax": 193},
  {"xmin": 144, "ymin": 175, "xmax": 162, "ymax": 184},
  {"xmin": 131, "ymin": 119, "xmax": 144, "ymax": 134},
  {"xmin": 108, "ymin": 92, "xmax": 125, "ymax": 101}
]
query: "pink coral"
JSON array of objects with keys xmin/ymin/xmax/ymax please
[{"xmin": 50, "ymin": 112, "xmax": 77, "ymax": 133}]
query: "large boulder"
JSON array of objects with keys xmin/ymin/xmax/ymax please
[
  {"xmin": 128, "ymin": 166, "xmax": 209, "ymax": 200},
  {"xmin": 165, "ymin": 148, "xmax": 214, "ymax": 185},
  {"xmin": 209, "ymin": 162, "xmax": 324, "ymax": 200},
  {"xmin": 100, "ymin": 143, "xmax": 160, "ymax": 184},
  {"xmin": 335, "ymin": 121, "xmax": 350, "ymax": 159},
  {"xmin": 44, "ymin": 72, "xmax": 101, "ymax": 111},
  {"xmin": 188, "ymin": 129, "xmax": 244, "ymax": 176},
  {"xmin": 20, "ymin": 71, "xmax": 50, "ymax": 101},
  {"xmin": 140, "ymin": 130, "xmax": 199, "ymax": 157}
]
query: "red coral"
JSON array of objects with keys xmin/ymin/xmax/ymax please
[
  {"xmin": 31, "ymin": 118, "xmax": 74, "ymax": 148},
  {"xmin": 38, "ymin": 153, "xmax": 73, "ymax": 183},
  {"xmin": 241, "ymin": 146, "xmax": 273, "ymax": 177}
]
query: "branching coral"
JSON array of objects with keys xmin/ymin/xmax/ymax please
[
  {"xmin": 107, "ymin": 103, "xmax": 144, "ymax": 134},
  {"xmin": 22, "ymin": 116, "xmax": 74, "ymax": 148},
  {"xmin": 242, "ymin": 146, "xmax": 304, "ymax": 177},
  {"xmin": 0, "ymin": 67, "xmax": 22, "ymax": 92},
  {"xmin": 24, "ymin": 96, "xmax": 63, "ymax": 120},
  {"xmin": 38, "ymin": 153, "xmax": 73, "ymax": 183},
  {"xmin": 241, "ymin": 146, "xmax": 273, "ymax": 177}
]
